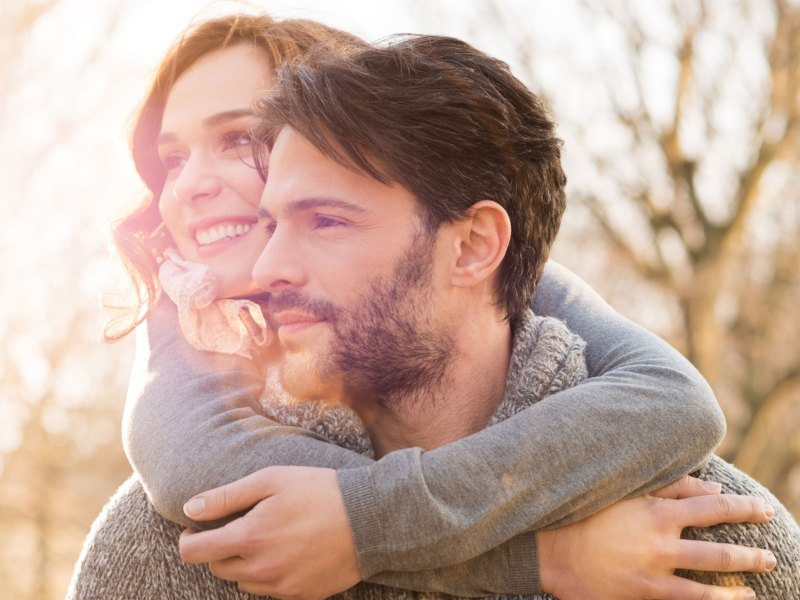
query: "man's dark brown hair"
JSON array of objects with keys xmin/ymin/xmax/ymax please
[{"xmin": 255, "ymin": 34, "xmax": 567, "ymax": 326}]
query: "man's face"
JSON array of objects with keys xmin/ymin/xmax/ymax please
[{"xmin": 253, "ymin": 128, "xmax": 455, "ymax": 405}]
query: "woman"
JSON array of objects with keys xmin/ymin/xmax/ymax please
[{"xmin": 68, "ymin": 13, "xmax": 797, "ymax": 600}]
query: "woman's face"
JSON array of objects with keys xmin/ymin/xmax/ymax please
[{"xmin": 157, "ymin": 44, "xmax": 272, "ymax": 298}]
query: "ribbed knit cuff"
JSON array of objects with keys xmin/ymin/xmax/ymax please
[
  {"xmin": 337, "ymin": 465, "xmax": 387, "ymax": 579},
  {"xmin": 507, "ymin": 530, "xmax": 543, "ymax": 595}
]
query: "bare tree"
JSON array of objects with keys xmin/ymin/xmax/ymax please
[
  {"xmin": 573, "ymin": 0, "xmax": 800, "ymax": 512},
  {"xmin": 0, "ymin": 1, "xmax": 136, "ymax": 598},
  {"xmin": 435, "ymin": 0, "xmax": 800, "ymax": 516}
]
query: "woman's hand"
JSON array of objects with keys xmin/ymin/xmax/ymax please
[
  {"xmin": 538, "ymin": 476, "xmax": 776, "ymax": 600},
  {"xmin": 178, "ymin": 466, "xmax": 360, "ymax": 600}
]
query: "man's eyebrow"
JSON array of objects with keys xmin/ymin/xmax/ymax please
[
  {"xmin": 156, "ymin": 109, "xmax": 255, "ymax": 146},
  {"xmin": 286, "ymin": 197, "xmax": 367, "ymax": 215},
  {"xmin": 259, "ymin": 197, "xmax": 367, "ymax": 219}
]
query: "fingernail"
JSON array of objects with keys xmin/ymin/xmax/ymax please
[
  {"xmin": 763, "ymin": 502, "xmax": 774, "ymax": 519},
  {"xmin": 745, "ymin": 589, "xmax": 756, "ymax": 599},
  {"xmin": 701, "ymin": 480, "xmax": 722, "ymax": 493},
  {"xmin": 765, "ymin": 551, "xmax": 777, "ymax": 571},
  {"xmin": 184, "ymin": 497, "xmax": 205, "ymax": 517}
]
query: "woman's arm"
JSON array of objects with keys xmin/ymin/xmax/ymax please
[
  {"xmin": 122, "ymin": 300, "xmax": 373, "ymax": 527},
  {"xmin": 340, "ymin": 261, "xmax": 726, "ymax": 583},
  {"xmin": 123, "ymin": 261, "xmax": 725, "ymax": 593}
]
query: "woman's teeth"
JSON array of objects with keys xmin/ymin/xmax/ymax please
[{"xmin": 196, "ymin": 222, "xmax": 253, "ymax": 246}]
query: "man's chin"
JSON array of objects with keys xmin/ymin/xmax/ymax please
[{"xmin": 279, "ymin": 349, "xmax": 343, "ymax": 403}]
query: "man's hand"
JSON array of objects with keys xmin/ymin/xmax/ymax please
[
  {"xmin": 538, "ymin": 475, "xmax": 776, "ymax": 600},
  {"xmin": 178, "ymin": 466, "xmax": 361, "ymax": 600}
]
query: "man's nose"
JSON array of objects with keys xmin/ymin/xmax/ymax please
[
  {"xmin": 252, "ymin": 225, "xmax": 306, "ymax": 292},
  {"xmin": 171, "ymin": 154, "xmax": 222, "ymax": 204}
]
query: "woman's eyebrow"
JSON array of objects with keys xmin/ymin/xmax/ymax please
[
  {"xmin": 156, "ymin": 109, "xmax": 255, "ymax": 146},
  {"xmin": 202, "ymin": 108, "xmax": 255, "ymax": 128}
]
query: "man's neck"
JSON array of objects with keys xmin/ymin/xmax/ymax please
[{"xmin": 366, "ymin": 311, "xmax": 513, "ymax": 457}]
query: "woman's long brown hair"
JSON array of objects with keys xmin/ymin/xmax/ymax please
[{"xmin": 104, "ymin": 14, "xmax": 361, "ymax": 341}]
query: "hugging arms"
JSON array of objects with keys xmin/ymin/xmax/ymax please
[
  {"xmin": 122, "ymin": 262, "xmax": 790, "ymax": 598},
  {"xmin": 69, "ymin": 14, "xmax": 799, "ymax": 600}
]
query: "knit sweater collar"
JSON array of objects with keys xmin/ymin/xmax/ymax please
[
  {"xmin": 262, "ymin": 309, "xmax": 588, "ymax": 458},
  {"xmin": 492, "ymin": 309, "xmax": 587, "ymax": 425}
]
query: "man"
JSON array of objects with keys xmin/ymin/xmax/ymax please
[{"xmin": 177, "ymin": 35, "xmax": 798, "ymax": 600}]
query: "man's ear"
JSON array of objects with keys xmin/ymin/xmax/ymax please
[{"xmin": 450, "ymin": 200, "xmax": 511, "ymax": 288}]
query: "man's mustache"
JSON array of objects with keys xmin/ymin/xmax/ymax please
[{"xmin": 260, "ymin": 290, "xmax": 340, "ymax": 326}]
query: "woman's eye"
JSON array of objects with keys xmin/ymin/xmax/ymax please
[
  {"xmin": 263, "ymin": 219, "xmax": 277, "ymax": 237},
  {"xmin": 222, "ymin": 131, "xmax": 257, "ymax": 168},
  {"xmin": 159, "ymin": 153, "xmax": 186, "ymax": 176},
  {"xmin": 221, "ymin": 131, "xmax": 252, "ymax": 151}
]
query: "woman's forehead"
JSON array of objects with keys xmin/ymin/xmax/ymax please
[{"xmin": 161, "ymin": 45, "xmax": 273, "ymax": 130}]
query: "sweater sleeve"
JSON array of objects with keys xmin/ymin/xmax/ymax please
[
  {"xmin": 337, "ymin": 261, "xmax": 726, "ymax": 584},
  {"xmin": 122, "ymin": 262, "xmax": 726, "ymax": 595},
  {"xmin": 122, "ymin": 299, "xmax": 374, "ymax": 528}
]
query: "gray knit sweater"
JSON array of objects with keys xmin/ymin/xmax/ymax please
[
  {"xmin": 67, "ymin": 312, "xmax": 800, "ymax": 599},
  {"xmin": 125, "ymin": 262, "xmax": 726, "ymax": 593}
]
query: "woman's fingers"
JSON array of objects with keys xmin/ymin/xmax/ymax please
[
  {"xmin": 183, "ymin": 467, "xmax": 277, "ymax": 521},
  {"xmin": 671, "ymin": 539, "xmax": 777, "ymax": 573},
  {"xmin": 655, "ymin": 575, "xmax": 756, "ymax": 600},
  {"xmin": 651, "ymin": 474, "xmax": 722, "ymax": 499},
  {"xmin": 672, "ymin": 493, "xmax": 774, "ymax": 528}
]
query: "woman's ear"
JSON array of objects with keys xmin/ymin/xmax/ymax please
[{"xmin": 450, "ymin": 200, "xmax": 511, "ymax": 289}]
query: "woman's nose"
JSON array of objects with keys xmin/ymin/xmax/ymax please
[{"xmin": 171, "ymin": 154, "xmax": 222, "ymax": 204}]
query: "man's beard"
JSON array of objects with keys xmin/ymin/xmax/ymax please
[{"xmin": 267, "ymin": 229, "xmax": 454, "ymax": 410}]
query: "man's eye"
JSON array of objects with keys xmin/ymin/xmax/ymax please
[
  {"xmin": 314, "ymin": 215, "xmax": 344, "ymax": 229},
  {"xmin": 263, "ymin": 220, "xmax": 277, "ymax": 237}
]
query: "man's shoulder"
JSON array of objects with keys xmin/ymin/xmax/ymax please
[{"xmin": 496, "ymin": 311, "xmax": 588, "ymax": 424}]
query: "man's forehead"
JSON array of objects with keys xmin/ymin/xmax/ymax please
[
  {"xmin": 259, "ymin": 128, "xmax": 410, "ymax": 215},
  {"xmin": 258, "ymin": 129, "xmax": 324, "ymax": 211}
]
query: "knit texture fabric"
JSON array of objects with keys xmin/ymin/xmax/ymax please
[
  {"xmin": 679, "ymin": 455, "xmax": 800, "ymax": 598},
  {"xmin": 261, "ymin": 366, "xmax": 374, "ymax": 458},
  {"xmin": 67, "ymin": 311, "xmax": 800, "ymax": 598},
  {"xmin": 159, "ymin": 248, "xmax": 272, "ymax": 358}
]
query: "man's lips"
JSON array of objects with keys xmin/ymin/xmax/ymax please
[{"xmin": 271, "ymin": 312, "xmax": 324, "ymax": 336}]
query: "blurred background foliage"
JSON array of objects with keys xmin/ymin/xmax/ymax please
[{"xmin": 0, "ymin": 0, "xmax": 797, "ymax": 598}]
